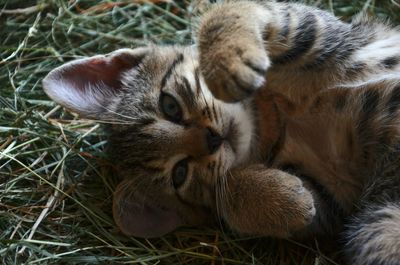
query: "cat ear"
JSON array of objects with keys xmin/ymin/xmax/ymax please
[
  {"xmin": 113, "ymin": 184, "xmax": 182, "ymax": 238},
  {"xmin": 42, "ymin": 48, "xmax": 149, "ymax": 118}
]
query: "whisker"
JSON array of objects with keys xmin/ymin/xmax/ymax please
[
  {"xmin": 99, "ymin": 104, "xmax": 140, "ymax": 121},
  {"xmin": 89, "ymin": 119, "xmax": 136, "ymax": 125},
  {"xmin": 207, "ymin": 161, "xmax": 216, "ymax": 174},
  {"xmin": 215, "ymin": 170, "xmax": 224, "ymax": 227},
  {"xmin": 194, "ymin": 67, "xmax": 202, "ymax": 96},
  {"xmin": 119, "ymin": 179, "xmax": 135, "ymax": 200},
  {"xmin": 216, "ymin": 155, "xmax": 223, "ymax": 177},
  {"xmin": 198, "ymin": 81, "xmax": 214, "ymax": 122},
  {"xmin": 215, "ymin": 167, "xmax": 232, "ymax": 236}
]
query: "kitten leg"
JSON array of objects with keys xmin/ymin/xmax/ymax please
[
  {"xmin": 198, "ymin": 1, "xmax": 400, "ymax": 104},
  {"xmin": 218, "ymin": 164, "xmax": 315, "ymax": 237},
  {"xmin": 197, "ymin": 1, "xmax": 271, "ymax": 102},
  {"xmin": 198, "ymin": 0, "xmax": 329, "ymax": 102}
]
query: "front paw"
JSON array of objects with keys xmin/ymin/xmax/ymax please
[
  {"xmin": 200, "ymin": 42, "xmax": 270, "ymax": 102},
  {"xmin": 220, "ymin": 167, "xmax": 315, "ymax": 238},
  {"xmin": 282, "ymin": 175, "xmax": 316, "ymax": 233}
]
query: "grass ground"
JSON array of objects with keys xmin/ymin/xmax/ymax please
[{"xmin": 1, "ymin": 0, "xmax": 399, "ymax": 264}]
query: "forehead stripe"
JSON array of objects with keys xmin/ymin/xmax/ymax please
[
  {"xmin": 194, "ymin": 67, "xmax": 201, "ymax": 96},
  {"xmin": 160, "ymin": 53, "xmax": 185, "ymax": 89},
  {"xmin": 177, "ymin": 77, "xmax": 196, "ymax": 108}
]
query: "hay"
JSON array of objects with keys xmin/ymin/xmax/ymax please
[{"xmin": 1, "ymin": 0, "xmax": 399, "ymax": 264}]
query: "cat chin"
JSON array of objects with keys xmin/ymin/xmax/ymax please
[{"xmin": 228, "ymin": 101, "xmax": 255, "ymax": 165}]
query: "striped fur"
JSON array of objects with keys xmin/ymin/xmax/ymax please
[{"xmin": 42, "ymin": 0, "xmax": 400, "ymax": 263}]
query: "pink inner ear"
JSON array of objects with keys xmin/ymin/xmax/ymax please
[
  {"xmin": 114, "ymin": 198, "xmax": 183, "ymax": 238},
  {"xmin": 43, "ymin": 48, "xmax": 149, "ymax": 117},
  {"xmin": 66, "ymin": 55, "xmax": 133, "ymax": 93}
]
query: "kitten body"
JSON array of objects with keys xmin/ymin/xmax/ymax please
[{"xmin": 43, "ymin": 1, "xmax": 400, "ymax": 264}]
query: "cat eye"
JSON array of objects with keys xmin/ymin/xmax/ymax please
[
  {"xmin": 172, "ymin": 159, "xmax": 188, "ymax": 189},
  {"xmin": 160, "ymin": 93, "xmax": 182, "ymax": 122}
]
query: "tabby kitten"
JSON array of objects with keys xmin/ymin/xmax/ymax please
[{"xmin": 43, "ymin": 1, "xmax": 400, "ymax": 264}]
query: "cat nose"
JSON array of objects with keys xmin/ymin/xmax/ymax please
[{"xmin": 206, "ymin": 127, "xmax": 223, "ymax": 154}]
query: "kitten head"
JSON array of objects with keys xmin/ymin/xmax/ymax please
[{"xmin": 43, "ymin": 46, "xmax": 256, "ymax": 237}]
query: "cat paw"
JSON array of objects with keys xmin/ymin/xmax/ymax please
[
  {"xmin": 284, "ymin": 176, "xmax": 316, "ymax": 232},
  {"xmin": 200, "ymin": 43, "xmax": 270, "ymax": 102},
  {"xmin": 221, "ymin": 167, "xmax": 315, "ymax": 238}
]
